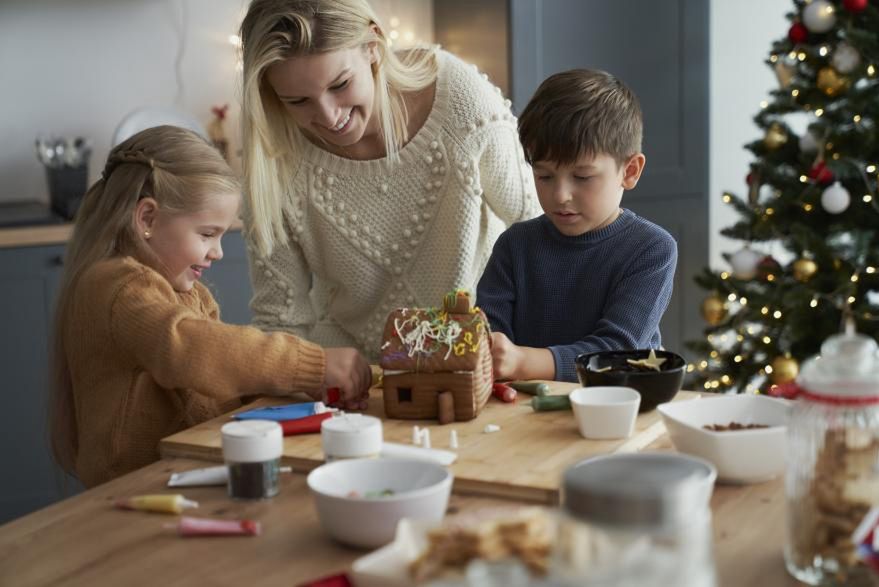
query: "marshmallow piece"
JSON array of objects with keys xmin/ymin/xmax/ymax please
[
  {"xmin": 483, "ymin": 424, "xmax": 501, "ymax": 434},
  {"xmin": 449, "ymin": 430, "xmax": 459, "ymax": 449}
]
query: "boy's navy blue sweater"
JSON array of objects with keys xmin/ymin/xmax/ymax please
[{"xmin": 476, "ymin": 209, "xmax": 677, "ymax": 382}]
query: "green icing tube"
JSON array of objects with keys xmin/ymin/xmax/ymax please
[
  {"xmin": 509, "ymin": 381, "xmax": 551, "ymax": 396},
  {"xmin": 530, "ymin": 394, "xmax": 571, "ymax": 411}
]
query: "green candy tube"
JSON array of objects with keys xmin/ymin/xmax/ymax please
[
  {"xmin": 530, "ymin": 394, "xmax": 571, "ymax": 412},
  {"xmin": 509, "ymin": 381, "xmax": 551, "ymax": 396}
]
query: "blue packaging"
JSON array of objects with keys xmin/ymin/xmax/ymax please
[{"xmin": 233, "ymin": 402, "xmax": 327, "ymax": 422}]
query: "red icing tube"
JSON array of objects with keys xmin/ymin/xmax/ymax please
[
  {"xmin": 172, "ymin": 516, "xmax": 261, "ymax": 537},
  {"xmin": 326, "ymin": 387, "xmax": 341, "ymax": 407},
  {"xmin": 492, "ymin": 382, "xmax": 517, "ymax": 403},
  {"xmin": 280, "ymin": 412, "xmax": 333, "ymax": 436}
]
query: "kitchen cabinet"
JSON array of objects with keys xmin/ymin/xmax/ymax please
[{"xmin": 0, "ymin": 230, "xmax": 252, "ymax": 523}]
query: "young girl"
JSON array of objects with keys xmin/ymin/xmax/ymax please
[
  {"xmin": 49, "ymin": 126, "xmax": 371, "ymax": 487},
  {"xmin": 238, "ymin": 0, "xmax": 540, "ymax": 361}
]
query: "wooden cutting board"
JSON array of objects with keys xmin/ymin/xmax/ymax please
[{"xmin": 160, "ymin": 383, "xmax": 699, "ymax": 504}]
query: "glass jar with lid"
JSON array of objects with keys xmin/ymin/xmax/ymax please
[
  {"xmin": 551, "ymin": 452, "xmax": 718, "ymax": 587},
  {"xmin": 784, "ymin": 327, "xmax": 879, "ymax": 586}
]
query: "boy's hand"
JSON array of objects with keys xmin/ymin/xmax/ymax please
[
  {"xmin": 323, "ymin": 347, "xmax": 371, "ymax": 410},
  {"xmin": 490, "ymin": 332, "xmax": 525, "ymax": 380},
  {"xmin": 490, "ymin": 332, "xmax": 557, "ymax": 381}
]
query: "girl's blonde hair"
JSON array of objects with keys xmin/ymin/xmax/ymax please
[
  {"xmin": 49, "ymin": 125, "xmax": 240, "ymax": 475},
  {"xmin": 239, "ymin": 0, "xmax": 438, "ymax": 256}
]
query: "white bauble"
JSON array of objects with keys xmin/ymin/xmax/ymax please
[
  {"xmin": 730, "ymin": 247, "xmax": 763, "ymax": 280},
  {"xmin": 831, "ymin": 43, "xmax": 861, "ymax": 74},
  {"xmin": 758, "ymin": 184, "xmax": 777, "ymax": 202},
  {"xmin": 799, "ymin": 131, "xmax": 820, "ymax": 154},
  {"xmin": 821, "ymin": 181, "xmax": 850, "ymax": 214},
  {"xmin": 803, "ymin": 0, "xmax": 836, "ymax": 33}
]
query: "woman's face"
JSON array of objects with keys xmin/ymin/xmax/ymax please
[{"xmin": 266, "ymin": 46, "xmax": 379, "ymax": 151}]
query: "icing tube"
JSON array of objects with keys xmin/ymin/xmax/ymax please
[
  {"xmin": 326, "ymin": 387, "xmax": 341, "ymax": 407},
  {"xmin": 509, "ymin": 381, "xmax": 551, "ymax": 396},
  {"xmin": 281, "ymin": 412, "xmax": 333, "ymax": 436},
  {"xmin": 115, "ymin": 494, "xmax": 199, "ymax": 514},
  {"xmin": 531, "ymin": 394, "xmax": 572, "ymax": 412},
  {"xmin": 492, "ymin": 382, "xmax": 517, "ymax": 403},
  {"xmin": 234, "ymin": 402, "xmax": 329, "ymax": 422},
  {"xmin": 170, "ymin": 516, "xmax": 261, "ymax": 537},
  {"xmin": 167, "ymin": 465, "xmax": 292, "ymax": 487}
]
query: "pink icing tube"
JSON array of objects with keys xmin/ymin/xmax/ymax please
[{"xmin": 168, "ymin": 516, "xmax": 262, "ymax": 537}]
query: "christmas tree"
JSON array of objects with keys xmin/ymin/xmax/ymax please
[{"xmin": 688, "ymin": 0, "xmax": 879, "ymax": 394}]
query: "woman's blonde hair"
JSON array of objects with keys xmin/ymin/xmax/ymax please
[
  {"xmin": 239, "ymin": 0, "xmax": 438, "ymax": 256},
  {"xmin": 49, "ymin": 125, "xmax": 240, "ymax": 475}
]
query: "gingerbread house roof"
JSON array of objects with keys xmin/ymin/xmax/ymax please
[{"xmin": 379, "ymin": 299, "xmax": 491, "ymax": 374}]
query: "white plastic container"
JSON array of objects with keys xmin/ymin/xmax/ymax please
[
  {"xmin": 221, "ymin": 420, "xmax": 283, "ymax": 499},
  {"xmin": 321, "ymin": 413, "xmax": 383, "ymax": 461}
]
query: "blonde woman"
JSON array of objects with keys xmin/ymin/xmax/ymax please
[
  {"xmin": 240, "ymin": 0, "xmax": 539, "ymax": 360},
  {"xmin": 50, "ymin": 126, "xmax": 370, "ymax": 487}
]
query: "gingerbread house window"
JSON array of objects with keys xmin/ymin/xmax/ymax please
[{"xmin": 398, "ymin": 388, "xmax": 413, "ymax": 402}]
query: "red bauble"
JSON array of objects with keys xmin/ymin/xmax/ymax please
[
  {"xmin": 746, "ymin": 172, "xmax": 755, "ymax": 185},
  {"xmin": 788, "ymin": 22, "xmax": 809, "ymax": 43},
  {"xmin": 757, "ymin": 255, "xmax": 782, "ymax": 281},
  {"xmin": 809, "ymin": 161, "xmax": 835, "ymax": 185},
  {"xmin": 843, "ymin": 0, "xmax": 868, "ymax": 13}
]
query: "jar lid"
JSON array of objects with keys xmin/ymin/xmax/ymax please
[
  {"xmin": 221, "ymin": 420, "xmax": 283, "ymax": 463},
  {"xmin": 797, "ymin": 330, "xmax": 879, "ymax": 398},
  {"xmin": 321, "ymin": 413, "xmax": 383, "ymax": 458},
  {"xmin": 562, "ymin": 453, "xmax": 717, "ymax": 529}
]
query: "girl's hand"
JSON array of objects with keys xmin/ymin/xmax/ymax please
[{"xmin": 323, "ymin": 347, "xmax": 371, "ymax": 410}]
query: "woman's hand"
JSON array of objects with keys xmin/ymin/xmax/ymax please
[
  {"xmin": 490, "ymin": 332, "xmax": 556, "ymax": 381},
  {"xmin": 323, "ymin": 347, "xmax": 372, "ymax": 410}
]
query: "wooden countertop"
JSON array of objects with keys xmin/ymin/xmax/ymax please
[
  {"xmin": 0, "ymin": 220, "xmax": 244, "ymax": 249},
  {"xmin": 0, "ymin": 456, "xmax": 795, "ymax": 586}
]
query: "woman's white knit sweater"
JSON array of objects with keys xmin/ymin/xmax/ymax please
[{"xmin": 244, "ymin": 50, "xmax": 540, "ymax": 361}]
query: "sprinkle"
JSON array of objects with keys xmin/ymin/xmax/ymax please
[
  {"xmin": 450, "ymin": 430, "xmax": 459, "ymax": 449},
  {"xmin": 483, "ymin": 424, "xmax": 500, "ymax": 434},
  {"xmin": 421, "ymin": 428, "xmax": 432, "ymax": 449},
  {"xmin": 412, "ymin": 425, "xmax": 421, "ymax": 445}
]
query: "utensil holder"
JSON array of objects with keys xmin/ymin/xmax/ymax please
[{"xmin": 46, "ymin": 165, "xmax": 88, "ymax": 220}]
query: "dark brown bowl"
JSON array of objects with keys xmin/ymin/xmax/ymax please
[{"xmin": 575, "ymin": 350, "xmax": 687, "ymax": 413}]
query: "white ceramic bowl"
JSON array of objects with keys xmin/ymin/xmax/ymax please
[
  {"xmin": 569, "ymin": 386, "xmax": 641, "ymax": 439},
  {"xmin": 306, "ymin": 458, "xmax": 453, "ymax": 549},
  {"xmin": 658, "ymin": 395, "xmax": 790, "ymax": 484}
]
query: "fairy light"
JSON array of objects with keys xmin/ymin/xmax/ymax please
[
  {"xmin": 747, "ymin": 326, "xmax": 757, "ymax": 335},
  {"xmin": 763, "ymin": 336, "xmax": 772, "ymax": 344},
  {"xmin": 765, "ymin": 365, "xmax": 774, "ymax": 374},
  {"xmin": 854, "ymin": 115, "xmax": 862, "ymax": 123},
  {"xmin": 867, "ymin": 164, "xmax": 877, "ymax": 173},
  {"xmin": 734, "ymin": 355, "xmax": 743, "ymax": 363},
  {"xmin": 737, "ymin": 334, "xmax": 744, "ymax": 342},
  {"xmin": 727, "ymin": 293, "xmax": 737, "ymax": 302},
  {"xmin": 815, "ymin": 108, "xmax": 824, "ymax": 117},
  {"xmin": 773, "ymin": 310, "xmax": 783, "ymax": 319},
  {"xmin": 723, "ymin": 193, "xmax": 732, "ymax": 203},
  {"xmin": 686, "ymin": 364, "xmax": 695, "ymax": 372},
  {"xmin": 710, "ymin": 350, "xmax": 719, "ymax": 358},
  {"xmin": 767, "ymin": 274, "xmax": 776, "ymax": 282},
  {"xmin": 868, "ymin": 64, "xmax": 876, "ymax": 76},
  {"xmin": 704, "ymin": 381, "xmax": 712, "ymax": 390},
  {"xmin": 721, "ymin": 271, "xmax": 730, "ymax": 280},
  {"xmin": 740, "ymin": 297, "xmax": 748, "ymax": 305},
  {"xmin": 852, "ymin": 274, "xmax": 859, "ymax": 282},
  {"xmin": 761, "ymin": 306, "xmax": 770, "ymax": 315},
  {"xmin": 819, "ymin": 46, "xmax": 829, "ymax": 56},
  {"xmin": 770, "ymin": 54, "xmax": 779, "ymax": 63},
  {"xmin": 804, "ymin": 203, "xmax": 814, "ymax": 211},
  {"xmin": 867, "ymin": 267, "xmax": 876, "ymax": 274},
  {"xmin": 712, "ymin": 381, "xmax": 721, "ymax": 389},
  {"xmin": 865, "ymin": 195, "xmax": 874, "ymax": 203},
  {"xmin": 707, "ymin": 334, "xmax": 715, "ymax": 343},
  {"xmin": 800, "ymin": 175, "xmax": 809, "ymax": 183},
  {"xmin": 766, "ymin": 207, "xmax": 775, "ymax": 215},
  {"xmin": 791, "ymin": 89, "xmax": 800, "ymax": 97},
  {"xmin": 700, "ymin": 360, "xmax": 708, "ymax": 369},
  {"xmin": 788, "ymin": 51, "xmax": 798, "ymax": 59},
  {"xmin": 721, "ymin": 375, "xmax": 731, "ymax": 384},
  {"xmin": 832, "ymin": 153, "xmax": 840, "ymax": 160},
  {"xmin": 760, "ymin": 100, "xmax": 769, "ymax": 109},
  {"xmin": 849, "ymin": 296, "xmax": 857, "ymax": 304},
  {"xmin": 798, "ymin": 52, "xmax": 807, "ymax": 61},
  {"xmin": 811, "ymin": 297, "xmax": 819, "ymax": 308}
]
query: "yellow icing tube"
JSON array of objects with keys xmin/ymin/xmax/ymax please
[{"xmin": 115, "ymin": 494, "xmax": 199, "ymax": 514}]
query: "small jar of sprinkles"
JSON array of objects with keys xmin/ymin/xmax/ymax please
[
  {"xmin": 321, "ymin": 413, "xmax": 383, "ymax": 461},
  {"xmin": 221, "ymin": 420, "xmax": 283, "ymax": 500}
]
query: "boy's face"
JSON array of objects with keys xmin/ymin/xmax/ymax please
[{"xmin": 532, "ymin": 152, "xmax": 645, "ymax": 236}]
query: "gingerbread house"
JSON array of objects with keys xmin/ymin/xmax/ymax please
[{"xmin": 379, "ymin": 290, "xmax": 493, "ymax": 423}]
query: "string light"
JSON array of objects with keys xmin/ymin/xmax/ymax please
[
  {"xmin": 700, "ymin": 360, "xmax": 708, "ymax": 369},
  {"xmin": 734, "ymin": 355, "xmax": 743, "ymax": 363},
  {"xmin": 710, "ymin": 350, "xmax": 719, "ymax": 358},
  {"xmin": 791, "ymin": 89, "xmax": 800, "ymax": 97},
  {"xmin": 740, "ymin": 297, "xmax": 748, "ymax": 305},
  {"xmin": 788, "ymin": 51, "xmax": 798, "ymax": 59},
  {"xmin": 704, "ymin": 381, "xmax": 712, "ymax": 390},
  {"xmin": 766, "ymin": 207, "xmax": 775, "ymax": 215},
  {"xmin": 800, "ymin": 175, "xmax": 809, "ymax": 183},
  {"xmin": 867, "ymin": 267, "xmax": 876, "ymax": 274},
  {"xmin": 819, "ymin": 46, "xmax": 829, "ymax": 56},
  {"xmin": 804, "ymin": 203, "xmax": 814, "ymax": 211},
  {"xmin": 815, "ymin": 108, "xmax": 824, "ymax": 117},
  {"xmin": 763, "ymin": 335, "xmax": 772, "ymax": 344},
  {"xmin": 723, "ymin": 193, "xmax": 732, "ymax": 203},
  {"xmin": 867, "ymin": 164, "xmax": 877, "ymax": 173},
  {"xmin": 852, "ymin": 274, "xmax": 860, "ymax": 282},
  {"xmin": 767, "ymin": 274, "xmax": 776, "ymax": 282},
  {"xmin": 866, "ymin": 195, "xmax": 874, "ymax": 203},
  {"xmin": 854, "ymin": 115, "xmax": 862, "ymax": 123},
  {"xmin": 686, "ymin": 364, "xmax": 695, "ymax": 373},
  {"xmin": 765, "ymin": 365, "xmax": 774, "ymax": 374},
  {"xmin": 737, "ymin": 334, "xmax": 744, "ymax": 342},
  {"xmin": 798, "ymin": 52, "xmax": 807, "ymax": 61},
  {"xmin": 761, "ymin": 306, "xmax": 770, "ymax": 315},
  {"xmin": 868, "ymin": 64, "xmax": 876, "ymax": 76},
  {"xmin": 849, "ymin": 296, "xmax": 857, "ymax": 304},
  {"xmin": 721, "ymin": 375, "xmax": 731, "ymax": 384},
  {"xmin": 727, "ymin": 293, "xmax": 737, "ymax": 301},
  {"xmin": 810, "ymin": 297, "xmax": 819, "ymax": 308},
  {"xmin": 773, "ymin": 310, "xmax": 783, "ymax": 319},
  {"xmin": 770, "ymin": 54, "xmax": 779, "ymax": 63},
  {"xmin": 721, "ymin": 271, "xmax": 730, "ymax": 280},
  {"xmin": 760, "ymin": 100, "xmax": 769, "ymax": 109}
]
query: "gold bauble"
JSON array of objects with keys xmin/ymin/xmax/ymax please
[
  {"xmin": 792, "ymin": 258, "xmax": 818, "ymax": 282},
  {"xmin": 816, "ymin": 67, "xmax": 850, "ymax": 97},
  {"xmin": 770, "ymin": 355, "xmax": 799, "ymax": 385},
  {"xmin": 764, "ymin": 123, "xmax": 789, "ymax": 150},
  {"xmin": 701, "ymin": 294, "xmax": 728, "ymax": 326}
]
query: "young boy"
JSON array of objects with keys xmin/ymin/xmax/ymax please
[{"xmin": 476, "ymin": 69, "xmax": 677, "ymax": 383}]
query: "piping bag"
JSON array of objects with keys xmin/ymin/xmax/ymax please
[{"xmin": 115, "ymin": 494, "xmax": 199, "ymax": 514}]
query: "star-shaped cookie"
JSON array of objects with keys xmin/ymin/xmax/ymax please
[{"xmin": 626, "ymin": 349, "xmax": 667, "ymax": 372}]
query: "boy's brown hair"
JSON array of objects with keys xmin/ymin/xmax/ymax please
[{"xmin": 518, "ymin": 69, "xmax": 643, "ymax": 168}]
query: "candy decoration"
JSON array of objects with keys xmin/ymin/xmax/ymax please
[
  {"xmin": 802, "ymin": 0, "xmax": 836, "ymax": 33},
  {"xmin": 821, "ymin": 181, "xmax": 851, "ymax": 214}
]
